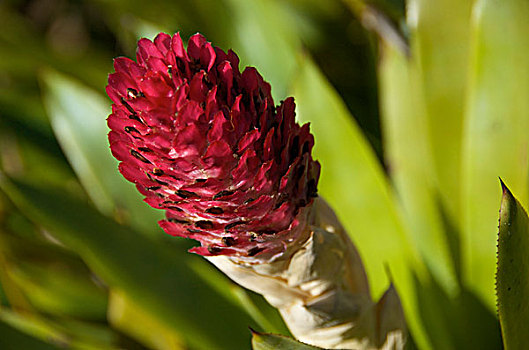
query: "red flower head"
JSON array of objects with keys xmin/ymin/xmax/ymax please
[{"xmin": 106, "ymin": 33, "xmax": 320, "ymax": 261}]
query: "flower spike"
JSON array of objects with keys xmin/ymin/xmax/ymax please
[
  {"xmin": 107, "ymin": 33, "xmax": 320, "ymax": 261},
  {"xmin": 107, "ymin": 33, "xmax": 406, "ymax": 350}
]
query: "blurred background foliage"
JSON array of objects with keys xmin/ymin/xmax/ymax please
[{"xmin": 0, "ymin": 0, "xmax": 527, "ymax": 348}]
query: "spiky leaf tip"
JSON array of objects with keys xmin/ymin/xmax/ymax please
[{"xmin": 496, "ymin": 180, "xmax": 529, "ymax": 349}]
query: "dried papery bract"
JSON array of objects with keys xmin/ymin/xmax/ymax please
[
  {"xmin": 209, "ymin": 198, "xmax": 406, "ymax": 349},
  {"xmin": 106, "ymin": 32, "xmax": 406, "ymax": 349}
]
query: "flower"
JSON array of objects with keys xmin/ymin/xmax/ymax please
[{"xmin": 106, "ymin": 33, "xmax": 320, "ymax": 260}]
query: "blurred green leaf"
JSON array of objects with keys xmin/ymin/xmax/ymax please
[
  {"xmin": 0, "ymin": 132, "xmax": 78, "ymax": 191},
  {"xmin": 414, "ymin": 271, "xmax": 501, "ymax": 350},
  {"xmin": 0, "ymin": 280, "xmax": 6, "ymax": 306},
  {"xmin": 0, "ymin": 308, "xmax": 70, "ymax": 348},
  {"xmin": 40, "ymin": 69, "xmax": 163, "ymax": 236},
  {"xmin": 8, "ymin": 259, "xmax": 108, "ymax": 319},
  {"xmin": 291, "ymin": 55, "xmax": 429, "ymax": 349},
  {"xmin": 251, "ymin": 330, "xmax": 324, "ymax": 350},
  {"xmin": 378, "ymin": 43, "xmax": 459, "ymax": 294},
  {"xmin": 0, "ymin": 88, "xmax": 51, "ymax": 139},
  {"xmin": 0, "ymin": 319, "xmax": 60, "ymax": 350},
  {"xmin": 0, "ymin": 5, "xmax": 108, "ymax": 90},
  {"xmin": 108, "ymin": 289, "xmax": 184, "ymax": 349},
  {"xmin": 224, "ymin": 0, "xmax": 301, "ymax": 101},
  {"xmin": 0, "ymin": 236, "xmax": 33, "ymax": 312},
  {"xmin": 461, "ymin": 0, "xmax": 529, "ymax": 310},
  {"xmin": 229, "ymin": 285, "xmax": 290, "ymax": 336},
  {"xmin": 48, "ymin": 317, "xmax": 126, "ymax": 350},
  {"xmin": 0, "ymin": 306, "xmax": 127, "ymax": 349},
  {"xmin": 91, "ymin": 0, "xmax": 234, "ymax": 57},
  {"xmin": 496, "ymin": 182, "xmax": 529, "ymax": 349},
  {"xmin": 407, "ymin": 0, "xmax": 473, "ymax": 221},
  {"xmin": 0, "ymin": 176, "xmax": 276, "ymax": 349},
  {"xmin": 342, "ymin": 0, "xmax": 408, "ymax": 55}
]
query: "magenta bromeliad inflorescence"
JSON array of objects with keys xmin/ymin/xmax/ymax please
[{"xmin": 106, "ymin": 33, "xmax": 320, "ymax": 259}]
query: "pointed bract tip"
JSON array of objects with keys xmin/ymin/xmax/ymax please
[
  {"xmin": 383, "ymin": 262, "xmax": 394, "ymax": 284},
  {"xmin": 248, "ymin": 327, "xmax": 261, "ymax": 336}
]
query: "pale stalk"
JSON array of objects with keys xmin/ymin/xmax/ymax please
[{"xmin": 207, "ymin": 197, "xmax": 407, "ymax": 349}]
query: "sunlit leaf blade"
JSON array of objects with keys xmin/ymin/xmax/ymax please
[
  {"xmin": 0, "ymin": 229, "xmax": 108, "ymax": 319},
  {"xmin": 496, "ymin": 182, "xmax": 529, "ymax": 349},
  {"xmin": 40, "ymin": 69, "xmax": 163, "ymax": 237},
  {"xmin": 461, "ymin": 0, "xmax": 529, "ymax": 310},
  {"xmin": 0, "ymin": 308, "xmax": 70, "ymax": 348},
  {"xmin": 407, "ymin": 0, "xmax": 473, "ymax": 221},
  {"xmin": 0, "ymin": 176, "xmax": 263, "ymax": 350},
  {"xmin": 0, "ymin": 306, "xmax": 125, "ymax": 349},
  {"xmin": 7, "ymin": 257, "xmax": 108, "ymax": 319},
  {"xmin": 0, "ymin": 238, "xmax": 33, "ymax": 312},
  {"xmin": 0, "ymin": 320, "xmax": 60, "ymax": 350},
  {"xmin": 378, "ymin": 42, "xmax": 459, "ymax": 293},
  {"xmin": 251, "ymin": 330, "xmax": 324, "ymax": 350},
  {"xmin": 291, "ymin": 55, "xmax": 428, "ymax": 349},
  {"xmin": 108, "ymin": 289, "xmax": 184, "ymax": 349}
]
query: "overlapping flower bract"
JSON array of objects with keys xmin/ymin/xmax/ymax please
[{"xmin": 106, "ymin": 33, "xmax": 320, "ymax": 259}]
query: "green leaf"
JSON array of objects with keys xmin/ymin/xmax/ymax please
[
  {"xmin": 90, "ymin": 0, "xmax": 233, "ymax": 56},
  {"xmin": 496, "ymin": 182, "xmax": 529, "ymax": 349},
  {"xmin": 291, "ymin": 55, "xmax": 429, "ymax": 350},
  {"xmin": 0, "ymin": 306, "xmax": 125, "ymax": 349},
  {"xmin": 7, "ymin": 257, "xmax": 108, "ymax": 319},
  {"xmin": 378, "ymin": 42, "xmax": 459, "ymax": 293},
  {"xmin": 0, "ymin": 308, "xmax": 70, "ymax": 348},
  {"xmin": 40, "ymin": 69, "xmax": 163, "ymax": 237},
  {"xmin": 0, "ymin": 279, "xmax": 6, "ymax": 306},
  {"xmin": 413, "ymin": 270, "xmax": 501, "ymax": 350},
  {"xmin": 407, "ymin": 0, "xmax": 473, "ymax": 221},
  {"xmin": 461, "ymin": 0, "xmax": 529, "ymax": 310},
  {"xmin": 229, "ymin": 286, "xmax": 290, "ymax": 336},
  {"xmin": 223, "ymin": 0, "xmax": 301, "ymax": 101},
  {"xmin": 0, "ymin": 6, "xmax": 107, "ymax": 90},
  {"xmin": 108, "ymin": 289, "xmax": 184, "ymax": 349},
  {"xmin": 0, "ymin": 176, "xmax": 267, "ymax": 350},
  {"xmin": 251, "ymin": 330, "xmax": 325, "ymax": 350},
  {"xmin": 0, "ymin": 320, "xmax": 60, "ymax": 350},
  {"xmin": 0, "ymin": 235, "xmax": 33, "ymax": 312},
  {"xmin": 0, "ymin": 230, "xmax": 108, "ymax": 319}
]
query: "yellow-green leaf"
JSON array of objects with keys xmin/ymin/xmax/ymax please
[
  {"xmin": 407, "ymin": 0, "xmax": 473, "ymax": 221},
  {"xmin": 108, "ymin": 289, "xmax": 184, "ymax": 349},
  {"xmin": 461, "ymin": 0, "xmax": 529, "ymax": 310},
  {"xmin": 378, "ymin": 42, "xmax": 459, "ymax": 293},
  {"xmin": 0, "ymin": 320, "xmax": 60, "ymax": 350}
]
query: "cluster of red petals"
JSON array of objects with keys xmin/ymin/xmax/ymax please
[{"xmin": 106, "ymin": 33, "xmax": 320, "ymax": 259}]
